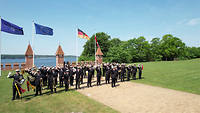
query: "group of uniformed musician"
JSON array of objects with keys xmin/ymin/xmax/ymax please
[{"xmin": 7, "ymin": 62, "xmax": 143, "ymax": 101}]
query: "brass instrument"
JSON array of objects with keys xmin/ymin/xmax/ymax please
[
  {"xmin": 21, "ymin": 69, "xmax": 25, "ymax": 75},
  {"xmin": 40, "ymin": 78, "xmax": 43, "ymax": 87},
  {"xmin": 28, "ymin": 74, "xmax": 35, "ymax": 82}
]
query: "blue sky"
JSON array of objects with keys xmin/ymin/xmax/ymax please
[{"xmin": 0, "ymin": 0, "xmax": 199, "ymax": 55}]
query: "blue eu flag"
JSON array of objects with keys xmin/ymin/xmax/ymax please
[
  {"xmin": 1, "ymin": 18, "xmax": 24, "ymax": 35},
  {"xmin": 34, "ymin": 23, "xmax": 53, "ymax": 36}
]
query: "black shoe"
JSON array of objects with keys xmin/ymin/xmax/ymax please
[
  {"xmin": 51, "ymin": 92, "xmax": 53, "ymax": 94},
  {"xmin": 55, "ymin": 92, "xmax": 57, "ymax": 93},
  {"xmin": 12, "ymin": 98, "xmax": 15, "ymax": 101},
  {"xmin": 40, "ymin": 94, "xmax": 43, "ymax": 96},
  {"xmin": 34, "ymin": 95, "xmax": 37, "ymax": 97},
  {"xmin": 79, "ymin": 87, "xmax": 81, "ymax": 89}
]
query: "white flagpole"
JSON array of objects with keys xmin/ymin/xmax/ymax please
[
  {"xmin": 76, "ymin": 27, "xmax": 78, "ymax": 65},
  {"xmin": 0, "ymin": 16, "xmax": 1, "ymax": 76},
  {"xmin": 32, "ymin": 21, "xmax": 34, "ymax": 67},
  {"xmin": 95, "ymin": 29, "xmax": 96, "ymax": 66}
]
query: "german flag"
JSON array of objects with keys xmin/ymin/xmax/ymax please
[{"xmin": 78, "ymin": 28, "xmax": 90, "ymax": 40}]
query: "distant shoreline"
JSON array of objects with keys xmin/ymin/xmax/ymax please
[{"xmin": 1, "ymin": 54, "xmax": 78, "ymax": 59}]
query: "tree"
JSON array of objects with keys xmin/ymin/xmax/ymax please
[
  {"xmin": 79, "ymin": 32, "xmax": 111, "ymax": 61},
  {"xmin": 150, "ymin": 37, "xmax": 162, "ymax": 61},
  {"xmin": 107, "ymin": 41, "xmax": 130, "ymax": 63}
]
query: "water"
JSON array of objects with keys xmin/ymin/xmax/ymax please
[{"xmin": 1, "ymin": 58, "xmax": 76, "ymax": 68}]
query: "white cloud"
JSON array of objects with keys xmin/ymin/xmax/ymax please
[
  {"xmin": 177, "ymin": 19, "xmax": 187, "ymax": 24},
  {"xmin": 187, "ymin": 18, "xmax": 200, "ymax": 25}
]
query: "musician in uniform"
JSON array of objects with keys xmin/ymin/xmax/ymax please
[
  {"xmin": 117, "ymin": 64, "xmax": 121, "ymax": 79},
  {"xmin": 47, "ymin": 67, "xmax": 52, "ymax": 89},
  {"xmin": 132, "ymin": 64, "xmax": 137, "ymax": 80},
  {"xmin": 31, "ymin": 70, "xmax": 43, "ymax": 96},
  {"xmin": 63, "ymin": 70, "xmax": 70, "ymax": 92},
  {"xmin": 41, "ymin": 66, "xmax": 48, "ymax": 89},
  {"xmin": 69, "ymin": 66, "xmax": 75, "ymax": 86},
  {"xmin": 25, "ymin": 68, "xmax": 36, "ymax": 87},
  {"xmin": 111, "ymin": 67, "xmax": 117, "ymax": 88},
  {"xmin": 75, "ymin": 67, "xmax": 82, "ymax": 90},
  {"xmin": 138, "ymin": 64, "xmax": 142, "ymax": 79},
  {"xmin": 87, "ymin": 66, "xmax": 93, "ymax": 88},
  {"xmin": 48, "ymin": 68, "xmax": 57, "ymax": 94},
  {"xmin": 58, "ymin": 67, "xmax": 64, "ymax": 88},
  {"xmin": 80, "ymin": 66, "xmax": 84, "ymax": 84},
  {"xmin": 96, "ymin": 65, "xmax": 102, "ymax": 86},
  {"xmin": 7, "ymin": 69, "xmax": 24, "ymax": 101},
  {"xmin": 102, "ymin": 63, "xmax": 106, "ymax": 77},
  {"xmin": 121, "ymin": 63, "xmax": 126, "ymax": 82},
  {"xmin": 105, "ymin": 64, "xmax": 111, "ymax": 84},
  {"xmin": 127, "ymin": 65, "xmax": 132, "ymax": 81}
]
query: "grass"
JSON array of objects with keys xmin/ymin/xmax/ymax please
[
  {"xmin": 0, "ymin": 70, "xmax": 118, "ymax": 113},
  {"xmin": 128, "ymin": 58, "xmax": 200, "ymax": 95}
]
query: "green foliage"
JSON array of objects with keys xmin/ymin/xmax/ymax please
[{"xmin": 79, "ymin": 32, "xmax": 200, "ymax": 62}]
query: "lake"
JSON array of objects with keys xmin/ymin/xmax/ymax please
[{"xmin": 1, "ymin": 58, "xmax": 76, "ymax": 68}]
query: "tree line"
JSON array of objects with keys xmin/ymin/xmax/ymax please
[{"xmin": 79, "ymin": 32, "xmax": 200, "ymax": 63}]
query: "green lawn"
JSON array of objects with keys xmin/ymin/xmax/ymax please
[
  {"xmin": 0, "ymin": 71, "xmax": 118, "ymax": 113},
  {"xmin": 128, "ymin": 58, "xmax": 200, "ymax": 95}
]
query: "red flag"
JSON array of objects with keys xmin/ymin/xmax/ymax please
[
  {"xmin": 142, "ymin": 64, "xmax": 143, "ymax": 70},
  {"xmin": 20, "ymin": 87, "xmax": 26, "ymax": 94},
  {"xmin": 95, "ymin": 36, "xmax": 99, "ymax": 48}
]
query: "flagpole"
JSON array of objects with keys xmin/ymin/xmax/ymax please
[
  {"xmin": 95, "ymin": 29, "xmax": 96, "ymax": 66},
  {"xmin": 76, "ymin": 27, "xmax": 78, "ymax": 65},
  {"xmin": 0, "ymin": 16, "xmax": 2, "ymax": 76},
  {"xmin": 32, "ymin": 21, "xmax": 34, "ymax": 67}
]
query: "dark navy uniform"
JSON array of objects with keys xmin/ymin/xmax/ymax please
[
  {"xmin": 132, "ymin": 65, "xmax": 137, "ymax": 80},
  {"xmin": 48, "ymin": 70, "xmax": 58, "ymax": 94},
  {"xmin": 103, "ymin": 64, "xmax": 106, "ymax": 77},
  {"xmin": 58, "ymin": 68, "xmax": 64, "ymax": 88},
  {"xmin": 8, "ymin": 71, "xmax": 24, "ymax": 100},
  {"xmin": 31, "ymin": 71, "xmax": 43, "ymax": 96},
  {"xmin": 138, "ymin": 66, "xmax": 142, "ymax": 79},
  {"xmin": 105, "ymin": 65, "xmax": 111, "ymax": 84},
  {"xmin": 69, "ymin": 67, "xmax": 75, "ymax": 86},
  {"xmin": 121, "ymin": 66, "xmax": 126, "ymax": 82},
  {"xmin": 111, "ymin": 69, "xmax": 117, "ymax": 88},
  {"xmin": 127, "ymin": 66, "xmax": 132, "ymax": 81},
  {"xmin": 87, "ymin": 67, "xmax": 93, "ymax": 87},
  {"xmin": 63, "ymin": 71, "xmax": 70, "ymax": 91},
  {"xmin": 75, "ymin": 68, "xmax": 81, "ymax": 90},
  {"xmin": 96, "ymin": 66, "xmax": 102, "ymax": 86}
]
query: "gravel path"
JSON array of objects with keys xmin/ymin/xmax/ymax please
[{"xmin": 73, "ymin": 77, "xmax": 200, "ymax": 113}]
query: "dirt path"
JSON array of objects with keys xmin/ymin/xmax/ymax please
[{"xmin": 74, "ymin": 77, "xmax": 200, "ymax": 113}]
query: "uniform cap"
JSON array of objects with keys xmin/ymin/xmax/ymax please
[
  {"xmin": 66, "ymin": 70, "xmax": 69, "ymax": 72},
  {"xmin": 16, "ymin": 69, "xmax": 20, "ymax": 72},
  {"xmin": 37, "ymin": 70, "xmax": 40, "ymax": 72}
]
